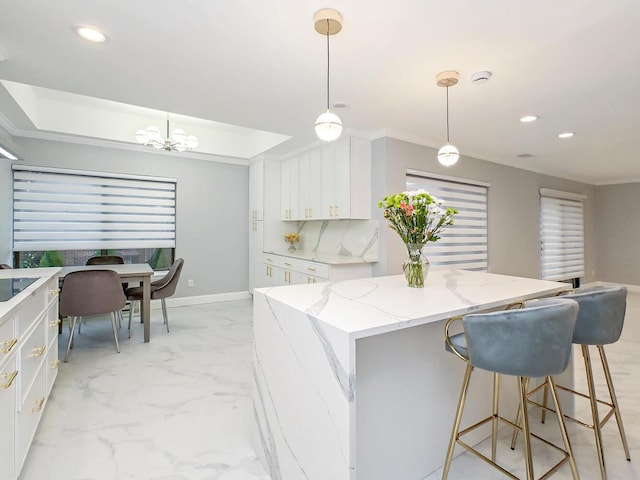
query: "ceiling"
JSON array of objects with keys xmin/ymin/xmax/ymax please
[{"xmin": 0, "ymin": 0, "xmax": 639, "ymax": 184}]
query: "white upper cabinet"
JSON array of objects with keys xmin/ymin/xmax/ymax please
[
  {"xmin": 249, "ymin": 159, "xmax": 264, "ymax": 221},
  {"xmin": 298, "ymin": 149, "xmax": 322, "ymax": 220},
  {"xmin": 280, "ymin": 136, "xmax": 371, "ymax": 221},
  {"xmin": 280, "ymin": 157, "xmax": 300, "ymax": 220},
  {"xmin": 321, "ymin": 136, "xmax": 371, "ymax": 219}
]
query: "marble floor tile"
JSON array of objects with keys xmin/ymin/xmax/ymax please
[{"xmin": 19, "ymin": 292, "xmax": 640, "ymax": 480}]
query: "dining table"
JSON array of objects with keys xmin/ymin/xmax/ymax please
[{"xmin": 59, "ymin": 263, "xmax": 155, "ymax": 342}]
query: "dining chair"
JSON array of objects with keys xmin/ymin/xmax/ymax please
[
  {"xmin": 59, "ymin": 269, "xmax": 127, "ymax": 361},
  {"xmin": 0, "ymin": 263, "xmax": 12, "ymax": 269},
  {"xmin": 126, "ymin": 258, "xmax": 184, "ymax": 336},
  {"xmin": 86, "ymin": 255, "xmax": 125, "ymax": 265}
]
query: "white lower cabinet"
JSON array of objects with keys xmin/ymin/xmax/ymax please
[
  {"xmin": 0, "ymin": 269, "xmax": 60, "ymax": 480},
  {"xmin": 1, "ymin": 355, "xmax": 18, "ymax": 480},
  {"xmin": 261, "ymin": 254, "xmax": 371, "ymax": 288}
]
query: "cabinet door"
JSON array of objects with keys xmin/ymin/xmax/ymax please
[
  {"xmin": 249, "ymin": 221, "xmax": 264, "ymax": 291},
  {"xmin": 0, "ymin": 356, "xmax": 17, "ymax": 480},
  {"xmin": 249, "ymin": 160, "xmax": 264, "ymax": 221},
  {"xmin": 299, "ymin": 149, "xmax": 322, "ymax": 220},
  {"xmin": 332, "ymin": 137, "xmax": 351, "ymax": 218},
  {"xmin": 281, "ymin": 158, "xmax": 300, "ymax": 220},
  {"xmin": 321, "ymin": 142, "xmax": 337, "ymax": 218}
]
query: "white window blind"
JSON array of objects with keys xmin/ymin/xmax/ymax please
[
  {"xmin": 12, "ymin": 165, "xmax": 176, "ymax": 251},
  {"xmin": 406, "ymin": 171, "xmax": 489, "ymax": 271},
  {"xmin": 539, "ymin": 188, "xmax": 585, "ymax": 281}
]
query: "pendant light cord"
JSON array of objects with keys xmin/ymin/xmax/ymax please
[
  {"xmin": 326, "ymin": 19, "xmax": 331, "ymax": 111},
  {"xmin": 446, "ymin": 86, "xmax": 450, "ymax": 143}
]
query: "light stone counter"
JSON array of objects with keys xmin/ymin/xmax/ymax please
[
  {"xmin": 0, "ymin": 268, "xmax": 61, "ymax": 319},
  {"xmin": 252, "ymin": 270, "xmax": 571, "ymax": 480},
  {"xmin": 263, "ymin": 249, "xmax": 377, "ymax": 265}
]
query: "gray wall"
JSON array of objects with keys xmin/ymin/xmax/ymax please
[
  {"xmin": 595, "ymin": 183, "xmax": 640, "ymax": 284},
  {"xmin": 371, "ymin": 137, "xmax": 599, "ymax": 283},
  {"xmin": 0, "ymin": 137, "xmax": 249, "ymax": 298}
]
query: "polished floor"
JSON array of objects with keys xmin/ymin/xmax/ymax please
[{"xmin": 19, "ymin": 292, "xmax": 640, "ymax": 480}]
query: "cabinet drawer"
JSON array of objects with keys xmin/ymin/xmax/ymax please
[
  {"xmin": 263, "ymin": 254, "xmax": 282, "ymax": 268},
  {"xmin": 19, "ymin": 316, "xmax": 47, "ymax": 403},
  {"xmin": 1, "ymin": 313, "xmax": 18, "ymax": 363},
  {"xmin": 46, "ymin": 303, "xmax": 60, "ymax": 347},
  {"xmin": 45, "ymin": 340, "xmax": 59, "ymax": 397},
  {"xmin": 17, "ymin": 288, "xmax": 46, "ymax": 338},
  {"xmin": 280, "ymin": 258, "xmax": 329, "ymax": 279},
  {"xmin": 17, "ymin": 364, "xmax": 46, "ymax": 473}
]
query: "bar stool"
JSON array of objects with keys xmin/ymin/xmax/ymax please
[
  {"xmin": 442, "ymin": 298, "xmax": 580, "ymax": 480},
  {"xmin": 515, "ymin": 285, "xmax": 630, "ymax": 480}
]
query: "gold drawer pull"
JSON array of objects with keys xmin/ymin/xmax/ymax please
[
  {"xmin": 49, "ymin": 318, "xmax": 61, "ymax": 327},
  {"xmin": 49, "ymin": 289, "xmax": 60, "ymax": 297},
  {"xmin": 307, "ymin": 267, "xmax": 316, "ymax": 272},
  {"xmin": 284, "ymin": 262, "xmax": 292, "ymax": 266},
  {"xmin": 2, "ymin": 338, "xmax": 18, "ymax": 353},
  {"xmin": 265, "ymin": 258, "xmax": 273, "ymax": 262},
  {"xmin": 30, "ymin": 346, "xmax": 46, "ymax": 358},
  {"xmin": 32, "ymin": 397, "xmax": 45, "ymax": 413},
  {"xmin": 1, "ymin": 370, "xmax": 18, "ymax": 389},
  {"xmin": 51, "ymin": 359, "xmax": 60, "ymax": 369}
]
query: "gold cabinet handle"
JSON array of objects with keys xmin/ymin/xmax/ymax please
[
  {"xmin": 51, "ymin": 359, "xmax": 60, "ymax": 370},
  {"xmin": 32, "ymin": 397, "xmax": 45, "ymax": 413},
  {"xmin": 1, "ymin": 370, "xmax": 18, "ymax": 389},
  {"xmin": 335, "ymin": 205, "xmax": 340, "ymax": 217},
  {"xmin": 30, "ymin": 346, "xmax": 46, "ymax": 358},
  {"xmin": 284, "ymin": 262, "xmax": 292, "ymax": 266},
  {"xmin": 2, "ymin": 338, "xmax": 18, "ymax": 353},
  {"xmin": 309, "ymin": 208, "xmax": 313, "ymax": 218},
  {"xmin": 307, "ymin": 267, "xmax": 316, "ymax": 272},
  {"xmin": 49, "ymin": 288, "xmax": 60, "ymax": 297},
  {"xmin": 329, "ymin": 205, "xmax": 334, "ymax": 217},
  {"xmin": 49, "ymin": 318, "xmax": 61, "ymax": 328}
]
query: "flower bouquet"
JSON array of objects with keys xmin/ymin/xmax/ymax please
[
  {"xmin": 284, "ymin": 232, "xmax": 300, "ymax": 251},
  {"xmin": 378, "ymin": 190, "xmax": 457, "ymax": 287}
]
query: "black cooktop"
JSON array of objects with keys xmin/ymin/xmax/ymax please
[{"xmin": 0, "ymin": 277, "xmax": 39, "ymax": 302}]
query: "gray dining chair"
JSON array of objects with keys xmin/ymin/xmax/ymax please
[
  {"xmin": 126, "ymin": 258, "xmax": 184, "ymax": 336},
  {"xmin": 0, "ymin": 263, "xmax": 12, "ymax": 269},
  {"xmin": 86, "ymin": 255, "xmax": 125, "ymax": 265},
  {"xmin": 59, "ymin": 269, "xmax": 126, "ymax": 361}
]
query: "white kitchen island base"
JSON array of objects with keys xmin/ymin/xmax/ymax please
[{"xmin": 252, "ymin": 270, "xmax": 573, "ymax": 480}]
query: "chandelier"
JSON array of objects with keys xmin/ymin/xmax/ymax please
[
  {"xmin": 136, "ymin": 114, "xmax": 199, "ymax": 152},
  {"xmin": 314, "ymin": 8, "xmax": 343, "ymax": 142}
]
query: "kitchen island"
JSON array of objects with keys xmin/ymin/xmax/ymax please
[{"xmin": 252, "ymin": 269, "xmax": 571, "ymax": 480}]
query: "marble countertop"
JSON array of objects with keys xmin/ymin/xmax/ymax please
[
  {"xmin": 263, "ymin": 249, "xmax": 378, "ymax": 264},
  {"xmin": 256, "ymin": 269, "xmax": 569, "ymax": 339},
  {"xmin": 0, "ymin": 267, "xmax": 61, "ymax": 319}
]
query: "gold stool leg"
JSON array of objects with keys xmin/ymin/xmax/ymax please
[
  {"xmin": 548, "ymin": 376, "xmax": 581, "ymax": 480},
  {"xmin": 510, "ymin": 401, "xmax": 522, "ymax": 450},
  {"xmin": 598, "ymin": 345, "xmax": 631, "ymax": 461},
  {"xmin": 583, "ymin": 344, "xmax": 607, "ymax": 480},
  {"xmin": 442, "ymin": 363, "xmax": 474, "ymax": 480},
  {"xmin": 519, "ymin": 377, "xmax": 535, "ymax": 480},
  {"xmin": 540, "ymin": 380, "xmax": 549, "ymax": 424},
  {"xmin": 492, "ymin": 372, "xmax": 500, "ymax": 462}
]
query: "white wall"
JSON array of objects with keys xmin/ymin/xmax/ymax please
[
  {"xmin": 0, "ymin": 137, "xmax": 249, "ymax": 298},
  {"xmin": 371, "ymin": 137, "xmax": 599, "ymax": 283}
]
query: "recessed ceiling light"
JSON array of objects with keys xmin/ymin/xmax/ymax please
[
  {"xmin": 558, "ymin": 132, "xmax": 575, "ymax": 138},
  {"xmin": 75, "ymin": 25, "xmax": 108, "ymax": 43},
  {"xmin": 519, "ymin": 115, "xmax": 539, "ymax": 123}
]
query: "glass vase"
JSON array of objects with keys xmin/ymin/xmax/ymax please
[{"xmin": 403, "ymin": 243, "xmax": 430, "ymax": 288}]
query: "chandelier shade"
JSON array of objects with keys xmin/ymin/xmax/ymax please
[
  {"xmin": 136, "ymin": 114, "xmax": 198, "ymax": 152},
  {"xmin": 314, "ymin": 8, "xmax": 343, "ymax": 143}
]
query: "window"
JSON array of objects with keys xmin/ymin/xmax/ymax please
[
  {"xmin": 539, "ymin": 188, "xmax": 585, "ymax": 281},
  {"xmin": 12, "ymin": 165, "xmax": 176, "ymax": 269},
  {"xmin": 406, "ymin": 170, "xmax": 489, "ymax": 271}
]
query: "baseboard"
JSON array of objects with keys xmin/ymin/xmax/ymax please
[
  {"xmin": 583, "ymin": 281, "xmax": 640, "ymax": 293},
  {"xmin": 154, "ymin": 291, "xmax": 252, "ymax": 309}
]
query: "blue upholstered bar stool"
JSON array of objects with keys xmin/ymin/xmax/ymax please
[
  {"xmin": 517, "ymin": 285, "xmax": 630, "ymax": 480},
  {"xmin": 442, "ymin": 298, "xmax": 580, "ymax": 480}
]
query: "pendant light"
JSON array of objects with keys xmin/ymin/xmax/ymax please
[
  {"xmin": 436, "ymin": 70, "xmax": 460, "ymax": 167},
  {"xmin": 314, "ymin": 8, "xmax": 343, "ymax": 142}
]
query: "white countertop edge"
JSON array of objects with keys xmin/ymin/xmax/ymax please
[{"xmin": 0, "ymin": 267, "xmax": 61, "ymax": 319}]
